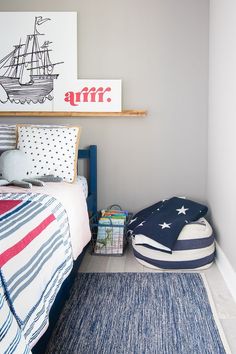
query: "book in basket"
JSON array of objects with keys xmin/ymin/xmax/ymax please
[{"xmin": 94, "ymin": 213, "xmax": 126, "ymax": 255}]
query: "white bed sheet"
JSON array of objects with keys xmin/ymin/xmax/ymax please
[
  {"xmin": 77, "ymin": 175, "xmax": 88, "ymax": 198},
  {"xmin": 0, "ymin": 181, "xmax": 91, "ymax": 260}
]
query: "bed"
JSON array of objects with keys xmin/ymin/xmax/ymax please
[{"xmin": 0, "ymin": 144, "xmax": 97, "ymax": 354}]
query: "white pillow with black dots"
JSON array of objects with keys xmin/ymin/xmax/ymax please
[{"xmin": 17, "ymin": 125, "xmax": 81, "ymax": 183}]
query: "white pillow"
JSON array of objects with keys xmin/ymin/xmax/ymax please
[
  {"xmin": 17, "ymin": 125, "xmax": 81, "ymax": 183},
  {"xmin": 0, "ymin": 125, "xmax": 16, "ymax": 153},
  {"xmin": 0, "ymin": 125, "xmax": 66, "ymax": 155}
]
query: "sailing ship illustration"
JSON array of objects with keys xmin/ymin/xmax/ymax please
[{"xmin": 0, "ymin": 16, "xmax": 63, "ymax": 104}]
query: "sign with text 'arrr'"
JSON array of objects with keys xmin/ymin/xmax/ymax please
[{"xmin": 54, "ymin": 80, "xmax": 122, "ymax": 112}]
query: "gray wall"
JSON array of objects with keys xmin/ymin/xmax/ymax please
[
  {"xmin": 0, "ymin": 0, "xmax": 209, "ymax": 213},
  {"xmin": 208, "ymin": 0, "xmax": 236, "ymax": 271}
]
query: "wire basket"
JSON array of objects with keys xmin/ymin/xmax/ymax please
[{"xmin": 90, "ymin": 205, "xmax": 132, "ymax": 256}]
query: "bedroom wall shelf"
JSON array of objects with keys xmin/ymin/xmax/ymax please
[{"xmin": 0, "ymin": 110, "xmax": 147, "ymax": 117}]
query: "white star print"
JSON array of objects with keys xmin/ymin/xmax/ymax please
[
  {"xmin": 129, "ymin": 217, "xmax": 137, "ymax": 225},
  {"xmin": 176, "ymin": 206, "xmax": 189, "ymax": 215},
  {"xmin": 138, "ymin": 221, "xmax": 146, "ymax": 227},
  {"xmin": 158, "ymin": 222, "xmax": 171, "ymax": 229}
]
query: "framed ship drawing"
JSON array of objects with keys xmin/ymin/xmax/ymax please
[{"xmin": 0, "ymin": 12, "xmax": 77, "ymax": 111}]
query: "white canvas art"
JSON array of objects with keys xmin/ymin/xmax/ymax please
[
  {"xmin": 0, "ymin": 12, "xmax": 77, "ymax": 111},
  {"xmin": 54, "ymin": 79, "xmax": 122, "ymax": 112}
]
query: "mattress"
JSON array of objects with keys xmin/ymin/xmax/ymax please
[{"xmin": 0, "ymin": 179, "xmax": 91, "ymax": 260}]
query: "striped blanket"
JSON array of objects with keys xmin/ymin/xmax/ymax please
[
  {"xmin": 0, "ymin": 279, "xmax": 31, "ymax": 354},
  {"xmin": 0, "ymin": 192, "xmax": 73, "ymax": 350},
  {"xmin": 128, "ymin": 197, "xmax": 208, "ymax": 253}
]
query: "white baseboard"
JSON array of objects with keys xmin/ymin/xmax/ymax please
[{"xmin": 215, "ymin": 242, "xmax": 236, "ymax": 303}]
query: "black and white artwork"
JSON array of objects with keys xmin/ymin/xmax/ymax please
[{"xmin": 0, "ymin": 12, "xmax": 77, "ymax": 111}]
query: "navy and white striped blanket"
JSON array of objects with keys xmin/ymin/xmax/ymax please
[
  {"xmin": 128, "ymin": 197, "xmax": 208, "ymax": 253},
  {"xmin": 0, "ymin": 192, "xmax": 73, "ymax": 350},
  {"xmin": 0, "ymin": 279, "xmax": 32, "ymax": 354}
]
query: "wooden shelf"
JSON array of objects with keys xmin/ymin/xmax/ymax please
[{"xmin": 0, "ymin": 110, "xmax": 147, "ymax": 117}]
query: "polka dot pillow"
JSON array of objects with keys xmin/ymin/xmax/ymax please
[{"xmin": 17, "ymin": 125, "xmax": 81, "ymax": 183}]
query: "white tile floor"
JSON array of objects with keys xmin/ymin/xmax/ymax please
[{"xmin": 79, "ymin": 242, "xmax": 236, "ymax": 353}]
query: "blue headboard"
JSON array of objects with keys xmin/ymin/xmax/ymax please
[{"xmin": 78, "ymin": 145, "xmax": 97, "ymax": 217}]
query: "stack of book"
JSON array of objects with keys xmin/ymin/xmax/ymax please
[{"xmin": 94, "ymin": 208, "xmax": 128, "ymax": 255}]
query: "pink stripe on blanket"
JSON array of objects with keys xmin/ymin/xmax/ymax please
[
  {"xmin": 0, "ymin": 200, "xmax": 22, "ymax": 215},
  {"xmin": 0, "ymin": 214, "xmax": 55, "ymax": 267}
]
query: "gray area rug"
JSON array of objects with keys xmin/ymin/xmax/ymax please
[{"xmin": 46, "ymin": 273, "xmax": 228, "ymax": 354}]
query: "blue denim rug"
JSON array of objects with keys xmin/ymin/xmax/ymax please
[{"xmin": 46, "ymin": 273, "xmax": 229, "ymax": 354}]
